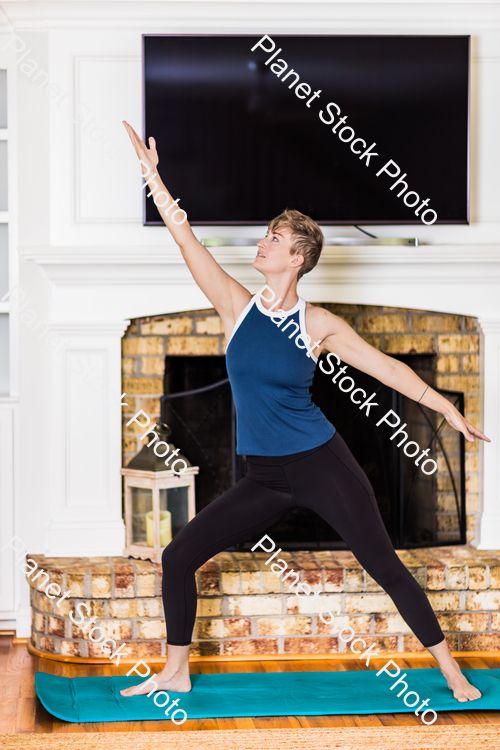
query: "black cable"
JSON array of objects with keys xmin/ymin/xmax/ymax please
[
  {"xmin": 161, "ymin": 377, "xmax": 229, "ymax": 401},
  {"xmin": 354, "ymin": 225, "xmax": 378, "ymax": 239}
]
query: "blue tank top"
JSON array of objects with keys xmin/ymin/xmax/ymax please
[{"xmin": 225, "ymin": 294, "xmax": 336, "ymax": 456}]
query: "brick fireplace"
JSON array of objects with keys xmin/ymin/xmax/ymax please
[
  {"xmin": 26, "ymin": 297, "xmax": 489, "ymax": 660},
  {"xmin": 122, "ymin": 302, "xmax": 480, "ymax": 543}
]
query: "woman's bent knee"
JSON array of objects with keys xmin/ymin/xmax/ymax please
[{"xmin": 162, "ymin": 536, "xmax": 186, "ymax": 570}]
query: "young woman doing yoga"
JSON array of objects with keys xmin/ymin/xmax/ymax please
[{"xmin": 120, "ymin": 120, "xmax": 489, "ymax": 702}]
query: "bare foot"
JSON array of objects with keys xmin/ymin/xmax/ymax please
[
  {"xmin": 120, "ymin": 669, "xmax": 191, "ymax": 697},
  {"xmin": 440, "ymin": 659, "xmax": 482, "ymax": 702}
]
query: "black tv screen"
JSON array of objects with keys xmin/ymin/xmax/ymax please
[{"xmin": 143, "ymin": 34, "xmax": 470, "ymax": 225}]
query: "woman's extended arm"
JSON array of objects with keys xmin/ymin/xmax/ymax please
[
  {"xmin": 122, "ymin": 121, "xmax": 251, "ymax": 327},
  {"xmin": 308, "ymin": 305, "xmax": 490, "ymax": 444}
]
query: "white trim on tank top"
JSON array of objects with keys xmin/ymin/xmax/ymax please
[
  {"xmin": 227, "ymin": 293, "xmax": 319, "ymax": 364},
  {"xmin": 225, "ymin": 295, "xmax": 256, "ymax": 351},
  {"xmin": 255, "ymin": 293, "xmax": 301, "ymax": 318},
  {"xmin": 298, "ymin": 298, "xmax": 319, "ymax": 363}
]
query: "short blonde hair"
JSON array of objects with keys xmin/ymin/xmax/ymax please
[{"xmin": 268, "ymin": 209, "xmax": 324, "ymax": 281}]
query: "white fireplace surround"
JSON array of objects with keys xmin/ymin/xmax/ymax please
[{"xmin": 1, "ymin": 1, "xmax": 500, "ymax": 636}]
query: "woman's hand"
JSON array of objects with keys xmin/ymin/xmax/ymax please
[
  {"xmin": 442, "ymin": 405, "xmax": 490, "ymax": 443},
  {"xmin": 122, "ymin": 120, "xmax": 159, "ymax": 177}
]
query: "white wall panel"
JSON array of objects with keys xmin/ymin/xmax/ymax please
[
  {"xmin": 46, "ymin": 324, "xmax": 128, "ymax": 556},
  {"xmin": 75, "ymin": 56, "xmax": 142, "ymax": 222},
  {"xmin": 473, "ymin": 59, "xmax": 500, "ymax": 221},
  {"xmin": 66, "ymin": 350, "xmax": 107, "ymax": 507}
]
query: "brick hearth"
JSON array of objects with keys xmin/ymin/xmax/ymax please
[{"xmin": 29, "ymin": 545, "xmax": 500, "ymax": 660}]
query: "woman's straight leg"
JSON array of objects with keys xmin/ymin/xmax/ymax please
[
  {"xmin": 285, "ymin": 433, "xmax": 444, "ymax": 644},
  {"xmin": 282, "ymin": 431, "xmax": 481, "ymax": 700}
]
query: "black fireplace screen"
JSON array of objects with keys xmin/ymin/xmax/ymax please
[{"xmin": 161, "ymin": 354, "xmax": 465, "ymax": 550}]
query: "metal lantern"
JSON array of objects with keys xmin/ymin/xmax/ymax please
[{"xmin": 121, "ymin": 422, "xmax": 199, "ymax": 563}]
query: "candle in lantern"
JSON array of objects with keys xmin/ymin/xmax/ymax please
[{"xmin": 146, "ymin": 510, "xmax": 172, "ymax": 548}]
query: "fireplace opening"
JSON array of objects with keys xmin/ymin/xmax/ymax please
[
  {"xmin": 162, "ymin": 355, "xmax": 243, "ymax": 514},
  {"xmin": 160, "ymin": 352, "xmax": 465, "ymax": 551}
]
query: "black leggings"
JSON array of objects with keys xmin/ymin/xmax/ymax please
[{"xmin": 161, "ymin": 431, "xmax": 445, "ymax": 648}]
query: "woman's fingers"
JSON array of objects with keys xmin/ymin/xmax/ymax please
[
  {"xmin": 123, "ymin": 120, "xmax": 140, "ymax": 142},
  {"xmin": 445, "ymin": 411, "xmax": 474, "ymax": 442},
  {"xmin": 466, "ymin": 421, "xmax": 491, "ymax": 442},
  {"xmin": 122, "ymin": 121, "xmax": 144, "ymax": 158},
  {"xmin": 122, "ymin": 121, "xmax": 159, "ymax": 170},
  {"xmin": 447, "ymin": 412, "xmax": 491, "ymax": 443},
  {"xmin": 123, "ymin": 121, "xmax": 148, "ymax": 157},
  {"xmin": 460, "ymin": 421, "xmax": 474, "ymax": 442}
]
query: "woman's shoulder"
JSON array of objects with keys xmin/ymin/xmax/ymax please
[
  {"xmin": 304, "ymin": 301, "xmax": 333, "ymax": 325},
  {"xmin": 303, "ymin": 301, "xmax": 347, "ymax": 342}
]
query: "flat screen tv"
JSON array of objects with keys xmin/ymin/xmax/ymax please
[{"xmin": 143, "ymin": 34, "xmax": 470, "ymax": 226}]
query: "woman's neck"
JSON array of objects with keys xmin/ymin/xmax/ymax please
[{"xmin": 260, "ymin": 278, "xmax": 299, "ymax": 312}]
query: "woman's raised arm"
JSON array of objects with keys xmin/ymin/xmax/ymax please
[{"xmin": 123, "ymin": 121, "xmax": 251, "ymax": 325}]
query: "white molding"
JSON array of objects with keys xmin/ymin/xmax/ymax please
[
  {"xmin": 476, "ymin": 517, "xmax": 500, "ymax": 550},
  {"xmin": 0, "ymin": 407, "xmax": 14, "ymax": 614},
  {"xmin": 477, "ymin": 318, "xmax": 500, "ymax": 334},
  {"xmin": 6, "ymin": 39, "xmax": 20, "ymax": 401},
  {"xmin": 20, "ymin": 243, "xmax": 500, "ymax": 265},
  {"xmin": 3, "ymin": 2, "xmax": 500, "ymax": 33},
  {"xmin": 18, "ymin": 244, "xmax": 500, "ymax": 291},
  {"xmin": 32, "ymin": 325, "xmax": 129, "ymax": 558},
  {"xmin": 475, "ymin": 317, "xmax": 500, "ymax": 549},
  {"xmin": 48, "ymin": 320, "xmax": 131, "ymax": 335},
  {"xmin": 47, "ymin": 518, "xmax": 126, "ymax": 557},
  {"xmin": 73, "ymin": 54, "xmax": 141, "ymax": 225},
  {"xmin": 0, "ymin": 608, "xmax": 30, "ymax": 637},
  {"xmin": 15, "ymin": 608, "xmax": 31, "ymax": 638}
]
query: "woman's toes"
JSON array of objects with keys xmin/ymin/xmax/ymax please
[
  {"xmin": 119, "ymin": 679, "xmax": 155, "ymax": 697},
  {"xmin": 453, "ymin": 683, "xmax": 482, "ymax": 702},
  {"xmin": 120, "ymin": 687, "xmax": 136, "ymax": 696}
]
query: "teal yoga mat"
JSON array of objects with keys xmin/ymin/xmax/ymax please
[{"xmin": 35, "ymin": 668, "xmax": 500, "ymax": 723}]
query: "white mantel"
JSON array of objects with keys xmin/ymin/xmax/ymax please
[{"xmin": 1, "ymin": 0, "xmax": 500, "ymax": 637}]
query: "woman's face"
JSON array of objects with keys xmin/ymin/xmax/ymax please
[{"xmin": 253, "ymin": 227, "xmax": 304, "ymax": 277}]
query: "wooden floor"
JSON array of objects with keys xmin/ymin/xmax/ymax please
[{"xmin": 2, "ymin": 636, "xmax": 500, "ymax": 734}]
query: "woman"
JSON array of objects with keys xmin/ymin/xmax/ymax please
[{"xmin": 120, "ymin": 121, "xmax": 488, "ymax": 702}]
